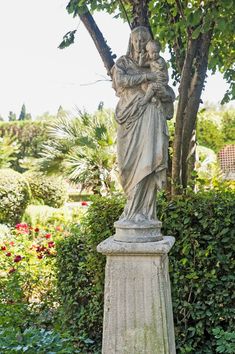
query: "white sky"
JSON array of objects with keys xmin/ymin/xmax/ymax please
[{"xmin": 0, "ymin": 0, "xmax": 232, "ymax": 119}]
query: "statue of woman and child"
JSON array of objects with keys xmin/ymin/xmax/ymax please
[{"xmin": 111, "ymin": 26, "xmax": 175, "ymax": 241}]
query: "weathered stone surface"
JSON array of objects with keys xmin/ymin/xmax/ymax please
[
  {"xmin": 114, "ymin": 219, "xmax": 163, "ymax": 243},
  {"xmin": 97, "ymin": 236, "xmax": 176, "ymax": 354},
  {"xmin": 112, "ymin": 26, "xmax": 175, "ymax": 226}
]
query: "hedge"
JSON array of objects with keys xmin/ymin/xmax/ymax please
[
  {"xmin": 56, "ymin": 189, "xmax": 235, "ymax": 353},
  {"xmin": 24, "ymin": 172, "xmax": 68, "ymax": 208},
  {"xmin": 0, "ymin": 169, "xmax": 31, "ymax": 225}
]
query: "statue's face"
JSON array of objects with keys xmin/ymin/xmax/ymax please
[
  {"xmin": 148, "ymin": 46, "xmax": 160, "ymax": 60},
  {"xmin": 131, "ymin": 30, "xmax": 150, "ymax": 54}
]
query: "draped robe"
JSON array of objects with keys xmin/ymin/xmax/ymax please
[{"xmin": 112, "ymin": 55, "xmax": 169, "ymax": 222}]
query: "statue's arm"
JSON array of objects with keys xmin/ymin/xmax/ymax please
[
  {"xmin": 114, "ymin": 58, "xmax": 156, "ymax": 89},
  {"xmin": 115, "ymin": 69, "xmax": 149, "ymax": 88}
]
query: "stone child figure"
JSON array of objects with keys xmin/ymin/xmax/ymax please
[
  {"xmin": 112, "ymin": 26, "xmax": 175, "ymax": 225},
  {"xmin": 139, "ymin": 40, "xmax": 169, "ymax": 106}
]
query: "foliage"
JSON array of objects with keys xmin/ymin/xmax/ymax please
[
  {"xmin": 8, "ymin": 111, "xmax": 17, "ymax": 122},
  {"xmin": 212, "ymin": 328, "xmax": 235, "ymax": 354},
  {"xmin": 0, "ymin": 120, "xmax": 49, "ymax": 172},
  {"xmin": 0, "ymin": 135, "xmax": 20, "ymax": 169},
  {"xmin": 197, "ymin": 116, "xmax": 224, "ymax": 153},
  {"xmin": 24, "ymin": 172, "xmax": 68, "ymax": 208},
  {"xmin": 221, "ymin": 110, "xmax": 235, "ymax": 145},
  {"xmin": 0, "ymin": 223, "xmax": 58, "ymax": 313},
  {"xmin": 58, "ymin": 30, "xmax": 77, "ymax": 49},
  {"xmin": 39, "ymin": 109, "xmax": 118, "ymax": 194},
  {"xmin": 23, "ymin": 203, "xmax": 86, "ymax": 229},
  {"xmin": 0, "ymin": 222, "xmax": 79, "ymax": 353},
  {"xmin": 57, "ymin": 189, "xmax": 234, "ymax": 353},
  {"xmin": 0, "ymin": 327, "xmax": 77, "ymax": 353},
  {"xmin": 56, "ymin": 196, "xmax": 124, "ymax": 352},
  {"xmin": 197, "ymin": 108, "xmax": 235, "ymax": 152},
  {"xmin": 0, "ymin": 169, "xmax": 30, "ymax": 225},
  {"xmin": 158, "ymin": 188, "xmax": 235, "ymax": 353}
]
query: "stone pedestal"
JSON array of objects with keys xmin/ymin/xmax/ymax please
[{"xmin": 97, "ymin": 236, "xmax": 176, "ymax": 354}]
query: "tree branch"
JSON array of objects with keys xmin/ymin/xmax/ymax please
[{"xmin": 79, "ymin": 7, "xmax": 116, "ymax": 75}]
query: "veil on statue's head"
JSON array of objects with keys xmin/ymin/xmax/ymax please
[{"xmin": 126, "ymin": 26, "xmax": 152, "ymax": 58}]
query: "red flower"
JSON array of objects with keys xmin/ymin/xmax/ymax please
[
  {"xmin": 45, "ymin": 233, "xmax": 51, "ymax": 239},
  {"xmin": 15, "ymin": 223, "xmax": 28, "ymax": 230},
  {"xmin": 81, "ymin": 201, "xmax": 88, "ymax": 206},
  {"xmin": 37, "ymin": 254, "xmax": 43, "ymax": 259},
  {"xmin": 14, "ymin": 255, "xmax": 22, "ymax": 263},
  {"xmin": 15, "ymin": 223, "xmax": 29, "ymax": 234},
  {"xmin": 55, "ymin": 226, "xmax": 62, "ymax": 231},
  {"xmin": 9, "ymin": 268, "xmax": 16, "ymax": 274},
  {"xmin": 6, "ymin": 252, "xmax": 11, "ymax": 257},
  {"xmin": 9, "ymin": 241, "xmax": 14, "ymax": 246},
  {"xmin": 34, "ymin": 227, "xmax": 40, "ymax": 233},
  {"xmin": 48, "ymin": 241, "xmax": 55, "ymax": 248},
  {"xmin": 36, "ymin": 245, "xmax": 46, "ymax": 253},
  {"xmin": 1, "ymin": 246, "xmax": 7, "ymax": 251}
]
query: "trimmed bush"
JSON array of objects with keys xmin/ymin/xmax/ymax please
[
  {"xmin": 25, "ymin": 172, "xmax": 68, "ymax": 208},
  {"xmin": 56, "ymin": 189, "xmax": 235, "ymax": 353},
  {"xmin": 0, "ymin": 169, "xmax": 30, "ymax": 225}
]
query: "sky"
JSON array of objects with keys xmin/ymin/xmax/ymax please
[{"xmin": 0, "ymin": 0, "xmax": 232, "ymax": 120}]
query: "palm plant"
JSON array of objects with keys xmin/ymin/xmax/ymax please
[
  {"xmin": 38, "ymin": 110, "xmax": 118, "ymax": 195},
  {"xmin": 0, "ymin": 135, "xmax": 20, "ymax": 169}
]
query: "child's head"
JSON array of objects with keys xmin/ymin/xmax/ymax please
[{"xmin": 146, "ymin": 40, "xmax": 161, "ymax": 60}]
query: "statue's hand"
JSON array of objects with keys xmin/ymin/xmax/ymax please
[
  {"xmin": 155, "ymin": 83, "xmax": 167, "ymax": 97},
  {"xmin": 138, "ymin": 97, "xmax": 148, "ymax": 107},
  {"xmin": 146, "ymin": 72, "xmax": 158, "ymax": 81}
]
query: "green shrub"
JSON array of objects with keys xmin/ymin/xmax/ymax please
[
  {"xmin": 0, "ymin": 327, "xmax": 77, "ymax": 353},
  {"xmin": 23, "ymin": 204, "xmax": 83, "ymax": 227},
  {"xmin": 158, "ymin": 188, "xmax": 235, "ymax": 353},
  {"xmin": 25, "ymin": 172, "xmax": 68, "ymax": 208},
  {"xmin": 0, "ymin": 169, "xmax": 30, "ymax": 225},
  {"xmin": 212, "ymin": 328, "xmax": 235, "ymax": 353},
  {"xmin": 56, "ymin": 196, "xmax": 124, "ymax": 353},
  {"xmin": 56, "ymin": 189, "xmax": 235, "ymax": 353}
]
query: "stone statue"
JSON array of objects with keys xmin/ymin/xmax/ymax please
[{"xmin": 112, "ymin": 26, "xmax": 175, "ymax": 242}]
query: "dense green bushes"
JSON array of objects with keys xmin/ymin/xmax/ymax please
[
  {"xmin": 158, "ymin": 189, "xmax": 235, "ymax": 353},
  {"xmin": 0, "ymin": 169, "xmax": 30, "ymax": 225},
  {"xmin": 25, "ymin": 172, "xmax": 68, "ymax": 208},
  {"xmin": 56, "ymin": 196, "xmax": 124, "ymax": 352},
  {"xmin": 56, "ymin": 189, "xmax": 235, "ymax": 353}
]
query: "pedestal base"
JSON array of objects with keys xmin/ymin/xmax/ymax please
[
  {"xmin": 97, "ymin": 236, "xmax": 176, "ymax": 354},
  {"xmin": 114, "ymin": 220, "xmax": 163, "ymax": 243}
]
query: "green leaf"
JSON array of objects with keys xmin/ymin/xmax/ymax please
[{"xmin": 58, "ymin": 30, "xmax": 77, "ymax": 49}]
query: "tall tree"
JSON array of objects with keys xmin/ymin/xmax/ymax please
[
  {"xmin": 19, "ymin": 104, "xmax": 26, "ymax": 121},
  {"xmin": 62, "ymin": 0, "xmax": 235, "ymax": 194},
  {"xmin": 8, "ymin": 111, "xmax": 17, "ymax": 122}
]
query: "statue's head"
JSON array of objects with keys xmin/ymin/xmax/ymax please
[
  {"xmin": 146, "ymin": 40, "xmax": 161, "ymax": 60},
  {"xmin": 127, "ymin": 26, "xmax": 152, "ymax": 58}
]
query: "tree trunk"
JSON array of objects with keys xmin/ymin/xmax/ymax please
[
  {"xmin": 171, "ymin": 38, "xmax": 199, "ymax": 194},
  {"xmin": 79, "ymin": 8, "xmax": 115, "ymax": 75},
  {"xmin": 181, "ymin": 31, "xmax": 212, "ymax": 188},
  {"xmin": 131, "ymin": 0, "xmax": 151, "ymax": 31}
]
